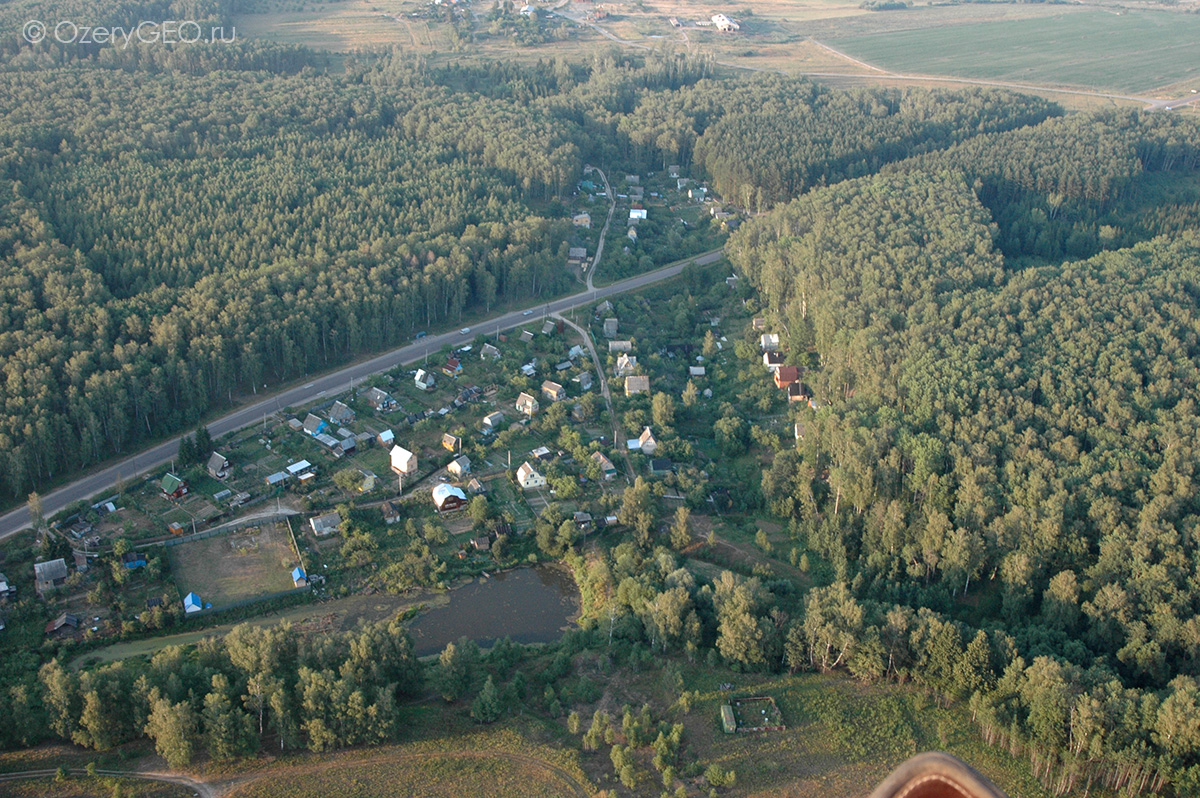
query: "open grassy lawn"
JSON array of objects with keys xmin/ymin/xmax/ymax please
[
  {"xmin": 0, "ymin": 776, "xmax": 191, "ymax": 798},
  {"xmin": 829, "ymin": 8, "xmax": 1200, "ymax": 94},
  {"xmin": 168, "ymin": 521, "xmax": 299, "ymax": 609},
  {"xmin": 224, "ymin": 728, "xmax": 592, "ymax": 798}
]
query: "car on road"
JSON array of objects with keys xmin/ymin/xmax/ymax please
[
  {"xmin": 460, "ymin": 327, "xmax": 471, "ymax": 335},
  {"xmin": 415, "ymin": 331, "xmax": 427, "ymax": 339},
  {"xmin": 523, "ymin": 309, "xmax": 534, "ymax": 316}
]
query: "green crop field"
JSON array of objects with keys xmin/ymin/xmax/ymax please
[
  {"xmin": 168, "ymin": 522, "xmax": 300, "ymax": 609},
  {"xmin": 829, "ymin": 9, "xmax": 1200, "ymax": 94}
]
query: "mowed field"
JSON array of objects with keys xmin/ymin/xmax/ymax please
[
  {"xmin": 828, "ymin": 8, "xmax": 1200, "ymax": 94},
  {"xmin": 168, "ymin": 522, "xmax": 298, "ymax": 609}
]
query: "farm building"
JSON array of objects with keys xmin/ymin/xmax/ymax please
[
  {"xmin": 207, "ymin": 452, "xmax": 230, "ymax": 479},
  {"xmin": 310, "ymin": 512, "xmax": 342, "ymax": 537},
  {"xmin": 712, "ymin": 13, "xmax": 739, "ymax": 30},
  {"xmin": 390, "ymin": 445, "xmax": 418, "ymax": 476},
  {"xmin": 433, "ymin": 483, "xmax": 469, "ymax": 513},
  {"xmin": 516, "ymin": 462, "xmax": 547, "ymax": 490},
  {"xmin": 721, "ymin": 705, "xmax": 737, "ymax": 734},
  {"xmin": 34, "ymin": 559, "xmax": 69, "ymax": 597}
]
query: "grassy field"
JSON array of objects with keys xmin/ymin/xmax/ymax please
[
  {"xmin": 829, "ymin": 8, "xmax": 1200, "ymax": 94},
  {"xmin": 223, "ymin": 728, "xmax": 593, "ymax": 798},
  {"xmin": 167, "ymin": 521, "xmax": 299, "ymax": 609},
  {"xmin": 0, "ymin": 775, "xmax": 192, "ymax": 798}
]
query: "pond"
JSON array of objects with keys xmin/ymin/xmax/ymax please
[{"xmin": 407, "ymin": 565, "xmax": 581, "ymax": 657}]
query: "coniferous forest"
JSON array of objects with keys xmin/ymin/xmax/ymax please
[{"xmin": 5, "ymin": 0, "xmax": 1200, "ymax": 793}]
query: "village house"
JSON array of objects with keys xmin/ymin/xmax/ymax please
[
  {"xmin": 542, "ymin": 380, "xmax": 567, "ymax": 403},
  {"xmin": 542, "ymin": 320, "xmax": 557, "ymax": 336},
  {"xmin": 378, "ymin": 429, "xmax": 395, "ymax": 447},
  {"xmin": 572, "ymin": 212, "xmax": 591, "ymax": 228},
  {"xmin": 689, "ymin": 366, "xmax": 706, "ymax": 377},
  {"xmin": 568, "ymin": 247, "xmax": 588, "ymax": 267},
  {"xmin": 207, "ymin": 452, "xmax": 230, "ymax": 479},
  {"xmin": 712, "ymin": 12, "xmax": 739, "ymax": 30},
  {"xmin": 637, "ymin": 427, "xmax": 658, "ymax": 455},
  {"xmin": 573, "ymin": 511, "xmax": 593, "ymax": 529},
  {"xmin": 432, "ymin": 483, "xmax": 469, "ymax": 513},
  {"xmin": 774, "ymin": 365, "xmax": 800, "ymax": 389},
  {"xmin": 390, "ymin": 445, "xmax": 418, "ymax": 476},
  {"xmin": 629, "ymin": 186, "xmax": 644, "ymax": 201},
  {"xmin": 447, "ymin": 455, "xmax": 472, "ymax": 479},
  {"xmin": 627, "ymin": 227, "xmax": 638, "ymax": 242},
  {"xmin": 516, "ymin": 462, "xmax": 547, "ymax": 489},
  {"xmin": 286, "ymin": 459, "xmax": 314, "ymax": 478},
  {"xmin": 519, "ymin": 329, "xmax": 535, "ymax": 344},
  {"xmin": 788, "ymin": 382, "xmax": 808, "ymax": 403},
  {"xmin": 591, "ymin": 451, "xmax": 618, "ymax": 481},
  {"xmin": 615, "ymin": 353, "xmax": 638, "ymax": 377},
  {"xmin": 574, "ymin": 372, "xmax": 594, "ymax": 391},
  {"xmin": 34, "ymin": 559, "xmax": 69, "ymax": 597},
  {"xmin": 122, "ymin": 551, "xmax": 148, "ymax": 570},
  {"xmin": 482, "ymin": 410, "xmax": 506, "ymax": 432},
  {"xmin": 764, "ymin": 352, "xmax": 785, "ymax": 371},
  {"xmin": 650, "ymin": 458, "xmax": 673, "ymax": 476},
  {"xmin": 481, "ymin": 343, "xmax": 501, "ymax": 360},
  {"xmin": 760, "ymin": 333, "xmax": 780, "ymax": 352},
  {"xmin": 625, "ymin": 174, "xmax": 640, "ymax": 185},
  {"xmin": 794, "ymin": 423, "xmax": 806, "ymax": 442},
  {"xmin": 0, "ymin": 572, "xmax": 15, "ymax": 601},
  {"xmin": 625, "ymin": 375, "xmax": 650, "ymax": 396},
  {"xmin": 364, "ymin": 386, "xmax": 398, "ymax": 411},
  {"xmin": 442, "ymin": 433, "xmax": 462, "ymax": 453},
  {"xmin": 609, "ymin": 340, "xmax": 633, "ymax": 354},
  {"xmin": 329, "ymin": 401, "xmax": 356, "ymax": 426},
  {"xmin": 516, "ymin": 392, "xmax": 540, "ymax": 416},
  {"xmin": 441, "ymin": 357, "xmax": 462, "ymax": 378},
  {"xmin": 467, "ymin": 478, "xmax": 486, "ymax": 495},
  {"xmin": 603, "ymin": 318, "xmax": 619, "ymax": 338},
  {"xmin": 310, "ymin": 512, "xmax": 342, "ymax": 537},
  {"xmin": 629, "ymin": 209, "xmax": 647, "ymax": 223},
  {"xmin": 160, "ymin": 473, "xmax": 188, "ymax": 499},
  {"xmin": 414, "ymin": 369, "xmax": 436, "ymax": 391},
  {"xmin": 668, "ymin": 165, "xmax": 680, "ymax": 178},
  {"xmin": 292, "ymin": 567, "xmax": 308, "ymax": 588},
  {"xmin": 382, "ymin": 501, "xmax": 402, "ymax": 525}
]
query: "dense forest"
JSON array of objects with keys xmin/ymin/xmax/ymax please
[{"xmin": 727, "ymin": 165, "xmax": 1200, "ymax": 791}]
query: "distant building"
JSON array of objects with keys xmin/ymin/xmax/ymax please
[
  {"xmin": 603, "ymin": 318, "xmax": 619, "ymax": 338},
  {"xmin": 689, "ymin": 366, "xmax": 706, "ymax": 377},
  {"xmin": 448, "ymin": 455, "xmax": 472, "ymax": 479},
  {"xmin": 432, "ymin": 483, "xmax": 469, "ymax": 513},
  {"xmin": 712, "ymin": 13, "xmax": 739, "ymax": 30},
  {"xmin": 364, "ymin": 386, "xmax": 397, "ymax": 411},
  {"xmin": 183, "ymin": 592, "xmax": 204, "ymax": 614},
  {"xmin": 390, "ymin": 445, "xmax": 418, "ymax": 476},
  {"xmin": 516, "ymin": 462, "xmax": 547, "ymax": 489},
  {"xmin": 310, "ymin": 512, "xmax": 342, "ymax": 537},
  {"xmin": 625, "ymin": 375, "xmax": 650, "ymax": 396},
  {"xmin": 286, "ymin": 459, "xmax": 314, "ymax": 477},
  {"xmin": 541, "ymin": 320, "xmax": 556, "ymax": 336},
  {"xmin": 516, "ymin": 392, "xmax": 540, "ymax": 417},
  {"xmin": 481, "ymin": 343, "xmax": 501, "ymax": 360},
  {"xmin": 572, "ymin": 212, "xmax": 592, "ymax": 228},
  {"xmin": 34, "ymin": 559, "xmax": 69, "ymax": 597},
  {"xmin": 542, "ymin": 380, "xmax": 567, "ymax": 403},
  {"xmin": 160, "ymin": 473, "xmax": 188, "ymax": 499},
  {"xmin": 609, "ymin": 340, "xmax": 633, "ymax": 353},
  {"xmin": 591, "ymin": 451, "xmax": 618, "ymax": 481},
  {"xmin": 45, "ymin": 612, "xmax": 79, "ymax": 636},
  {"xmin": 207, "ymin": 452, "xmax": 230, "ymax": 479},
  {"xmin": 329, "ymin": 401, "xmax": 356, "ymax": 426},
  {"xmin": 568, "ymin": 246, "xmax": 588, "ymax": 266},
  {"xmin": 629, "ymin": 209, "xmax": 647, "ymax": 222}
]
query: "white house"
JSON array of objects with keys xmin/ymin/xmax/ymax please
[
  {"xmin": 447, "ymin": 455, "xmax": 472, "ymax": 479},
  {"xmin": 516, "ymin": 392, "xmax": 540, "ymax": 416},
  {"xmin": 615, "ymin": 353, "xmax": 638, "ymax": 377},
  {"xmin": 629, "ymin": 209, "xmax": 647, "ymax": 222},
  {"xmin": 415, "ymin": 369, "xmax": 436, "ymax": 391},
  {"xmin": 712, "ymin": 13, "xmax": 739, "ymax": 31},
  {"xmin": 516, "ymin": 461, "xmax": 547, "ymax": 489},
  {"xmin": 760, "ymin": 333, "xmax": 780, "ymax": 352},
  {"xmin": 390, "ymin": 445, "xmax": 418, "ymax": 476}
]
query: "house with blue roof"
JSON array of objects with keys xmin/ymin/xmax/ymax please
[
  {"xmin": 292, "ymin": 567, "xmax": 308, "ymax": 587},
  {"xmin": 183, "ymin": 592, "xmax": 203, "ymax": 614}
]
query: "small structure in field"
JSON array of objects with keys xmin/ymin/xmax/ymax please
[{"xmin": 729, "ymin": 696, "xmax": 786, "ymax": 733}]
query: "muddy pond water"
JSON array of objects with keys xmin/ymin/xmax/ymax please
[{"xmin": 407, "ymin": 565, "xmax": 581, "ymax": 656}]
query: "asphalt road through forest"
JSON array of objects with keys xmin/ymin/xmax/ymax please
[{"xmin": 0, "ymin": 248, "xmax": 726, "ymax": 542}]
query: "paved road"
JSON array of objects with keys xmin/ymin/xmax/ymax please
[{"xmin": 0, "ymin": 248, "xmax": 726, "ymax": 542}]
